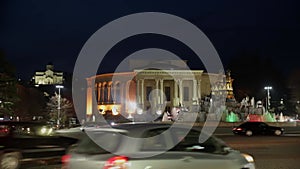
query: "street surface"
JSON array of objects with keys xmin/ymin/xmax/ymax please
[
  {"xmin": 216, "ymin": 126, "xmax": 300, "ymax": 169},
  {"xmin": 219, "ymin": 135, "xmax": 300, "ymax": 169}
]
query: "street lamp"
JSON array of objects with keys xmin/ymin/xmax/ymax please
[
  {"xmin": 264, "ymin": 86, "xmax": 272, "ymax": 112},
  {"xmin": 56, "ymin": 85, "xmax": 64, "ymax": 127}
]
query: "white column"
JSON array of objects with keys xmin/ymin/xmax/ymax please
[
  {"xmin": 113, "ymin": 83, "xmax": 117, "ymax": 103},
  {"xmin": 174, "ymin": 80, "xmax": 178, "ymax": 98},
  {"xmin": 136, "ymin": 80, "xmax": 140, "ymax": 104},
  {"xmin": 108, "ymin": 83, "xmax": 111, "ymax": 103},
  {"xmin": 155, "ymin": 79, "xmax": 159, "ymax": 104},
  {"xmin": 174, "ymin": 80, "xmax": 178, "ymax": 106},
  {"xmin": 197, "ymin": 80, "xmax": 201, "ymax": 100},
  {"xmin": 160, "ymin": 79, "xmax": 164, "ymax": 104},
  {"xmin": 125, "ymin": 81, "xmax": 131, "ymax": 113},
  {"xmin": 141, "ymin": 79, "xmax": 144, "ymax": 105},
  {"xmin": 179, "ymin": 80, "xmax": 183, "ymax": 106},
  {"xmin": 120, "ymin": 82, "xmax": 125, "ymax": 112},
  {"xmin": 101, "ymin": 84, "xmax": 105, "ymax": 103},
  {"xmin": 193, "ymin": 80, "xmax": 197, "ymax": 103},
  {"xmin": 97, "ymin": 83, "xmax": 101, "ymax": 103},
  {"xmin": 86, "ymin": 80, "xmax": 93, "ymax": 117}
]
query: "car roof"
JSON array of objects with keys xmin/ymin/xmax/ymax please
[{"xmin": 83, "ymin": 122, "xmax": 203, "ymax": 137}]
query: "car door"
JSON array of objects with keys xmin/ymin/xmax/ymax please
[
  {"xmin": 166, "ymin": 128, "xmax": 241, "ymax": 169},
  {"xmin": 257, "ymin": 122, "xmax": 268, "ymax": 135},
  {"xmin": 127, "ymin": 127, "xmax": 185, "ymax": 169},
  {"xmin": 131, "ymin": 128, "xmax": 240, "ymax": 169}
]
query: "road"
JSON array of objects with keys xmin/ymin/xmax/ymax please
[{"xmin": 214, "ymin": 126, "xmax": 300, "ymax": 169}]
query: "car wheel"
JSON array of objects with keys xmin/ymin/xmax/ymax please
[
  {"xmin": 245, "ymin": 130, "xmax": 253, "ymax": 136},
  {"xmin": 1, "ymin": 152, "xmax": 21, "ymax": 169},
  {"xmin": 274, "ymin": 130, "xmax": 282, "ymax": 136}
]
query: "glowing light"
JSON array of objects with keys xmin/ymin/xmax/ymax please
[
  {"xmin": 137, "ymin": 108, "xmax": 143, "ymax": 115},
  {"xmin": 225, "ymin": 111, "xmax": 239, "ymax": 122},
  {"xmin": 112, "ymin": 106, "xmax": 119, "ymax": 116},
  {"xmin": 156, "ymin": 110, "xmax": 163, "ymax": 115},
  {"xmin": 242, "ymin": 153, "xmax": 254, "ymax": 163},
  {"xmin": 128, "ymin": 102, "xmax": 137, "ymax": 113},
  {"xmin": 247, "ymin": 114, "xmax": 263, "ymax": 122},
  {"xmin": 41, "ymin": 127, "xmax": 47, "ymax": 134},
  {"xmin": 99, "ymin": 105, "xmax": 106, "ymax": 114},
  {"xmin": 263, "ymin": 112, "xmax": 276, "ymax": 122}
]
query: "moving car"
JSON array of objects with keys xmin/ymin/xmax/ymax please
[
  {"xmin": 62, "ymin": 123, "xmax": 255, "ymax": 169},
  {"xmin": 232, "ymin": 122, "xmax": 284, "ymax": 136},
  {"xmin": 0, "ymin": 121, "xmax": 78, "ymax": 169}
]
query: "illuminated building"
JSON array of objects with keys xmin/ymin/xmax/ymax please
[
  {"xmin": 32, "ymin": 63, "xmax": 64, "ymax": 86},
  {"xmin": 85, "ymin": 61, "xmax": 235, "ymax": 120}
]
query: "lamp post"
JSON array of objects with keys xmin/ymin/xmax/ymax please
[
  {"xmin": 56, "ymin": 85, "xmax": 64, "ymax": 127},
  {"xmin": 264, "ymin": 86, "xmax": 272, "ymax": 112}
]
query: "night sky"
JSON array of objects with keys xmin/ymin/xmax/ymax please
[{"xmin": 1, "ymin": 0, "xmax": 300, "ymax": 81}]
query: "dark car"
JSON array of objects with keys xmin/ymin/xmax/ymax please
[
  {"xmin": 232, "ymin": 122, "xmax": 284, "ymax": 136},
  {"xmin": 0, "ymin": 121, "xmax": 78, "ymax": 169}
]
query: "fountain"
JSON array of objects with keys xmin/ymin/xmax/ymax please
[
  {"xmin": 225, "ymin": 111, "xmax": 239, "ymax": 122},
  {"xmin": 247, "ymin": 114, "xmax": 263, "ymax": 122},
  {"xmin": 262, "ymin": 111, "xmax": 276, "ymax": 122},
  {"xmin": 279, "ymin": 112, "xmax": 285, "ymax": 122}
]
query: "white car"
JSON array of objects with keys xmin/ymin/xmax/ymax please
[{"xmin": 62, "ymin": 123, "xmax": 255, "ymax": 169}]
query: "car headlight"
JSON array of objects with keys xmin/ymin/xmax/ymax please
[
  {"xmin": 40, "ymin": 127, "xmax": 53, "ymax": 135},
  {"xmin": 242, "ymin": 153, "xmax": 254, "ymax": 163},
  {"xmin": 41, "ymin": 127, "xmax": 47, "ymax": 134}
]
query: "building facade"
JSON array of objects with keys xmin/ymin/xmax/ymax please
[
  {"xmin": 86, "ymin": 69, "xmax": 234, "ymax": 119},
  {"xmin": 32, "ymin": 64, "xmax": 64, "ymax": 86}
]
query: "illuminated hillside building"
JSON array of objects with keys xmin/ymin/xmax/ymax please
[{"xmin": 32, "ymin": 63, "xmax": 64, "ymax": 86}]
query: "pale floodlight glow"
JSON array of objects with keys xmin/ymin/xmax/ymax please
[
  {"xmin": 137, "ymin": 108, "xmax": 143, "ymax": 115},
  {"xmin": 128, "ymin": 102, "xmax": 137, "ymax": 113},
  {"xmin": 156, "ymin": 110, "xmax": 163, "ymax": 115},
  {"xmin": 264, "ymin": 86, "xmax": 272, "ymax": 90},
  {"xmin": 56, "ymin": 85, "xmax": 64, "ymax": 89},
  {"xmin": 99, "ymin": 105, "xmax": 106, "ymax": 114}
]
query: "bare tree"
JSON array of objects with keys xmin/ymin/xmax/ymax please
[{"xmin": 46, "ymin": 93, "xmax": 73, "ymax": 126}]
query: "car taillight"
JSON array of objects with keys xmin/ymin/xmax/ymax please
[
  {"xmin": 61, "ymin": 154, "xmax": 71, "ymax": 169},
  {"xmin": 62, "ymin": 154, "xmax": 72, "ymax": 164},
  {"xmin": 103, "ymin": 156, "xmax": 130, "ymax": 169},
  {"xmin": 0, "ymin": 127, "xmax": 9, "ymax": 136}
]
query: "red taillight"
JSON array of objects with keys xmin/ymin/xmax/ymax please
[
  {"xmin": 0, "ymin": 127, "xmax": 9, "ymax": 136},
  {"xmin": 61, "ymin": 154, "xmax": 71, "ymax": 164},
  {"xmin": 103, "ymin": 156, "xmax": 129, "ymax": 169}
]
